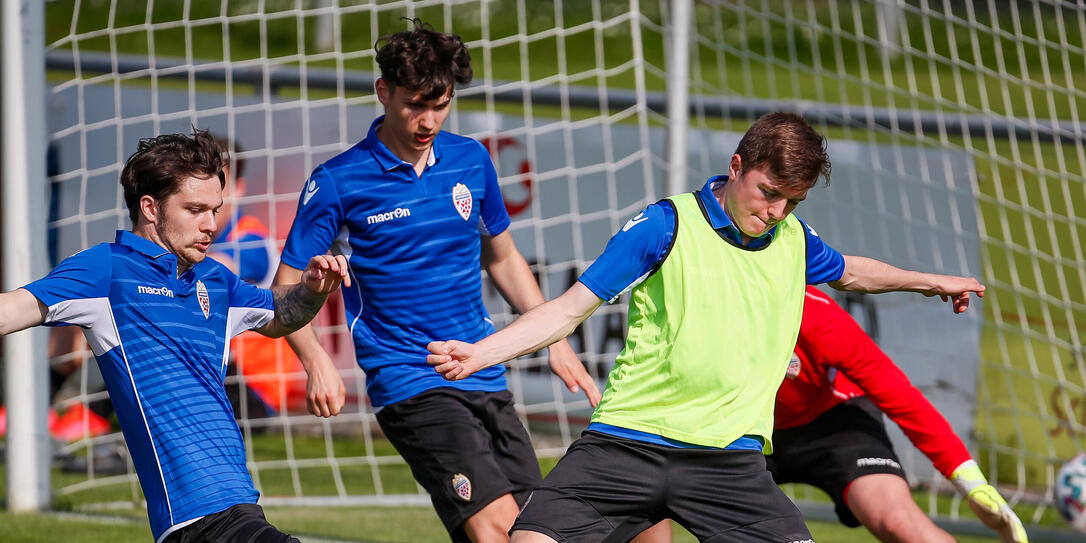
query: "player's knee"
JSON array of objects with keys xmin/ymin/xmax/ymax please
[{"xmin": 866, "ymin": 507, "xmax": 930, "ymax": 543}]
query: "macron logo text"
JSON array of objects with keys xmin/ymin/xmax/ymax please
[
  {"xmin": 138, "ymin": 285, "xmax": 174, "ymax": 298},
  {"xmin": 367, "ymin": 207, "xmax": 412, "ymax": 225}
]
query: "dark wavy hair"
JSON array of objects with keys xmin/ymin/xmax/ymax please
[
  {"xmin": 734, "ymin": 112, "xmax": 831, "ymax": 189},
  {"xmin": 120, "ymin": 128, "xmax": 225, "ymax": 225},
  {"xmin": 375, "ymin": 18, "xmax": 473, "ymax": 100}
]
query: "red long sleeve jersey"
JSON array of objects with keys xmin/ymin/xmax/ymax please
[{"xmin": 773, "ymin": 286, "xmax": 972, "ymax": 478}]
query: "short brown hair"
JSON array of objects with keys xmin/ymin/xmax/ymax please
[
  {"xmin": 375, "ymin": 18, "xmax": 473, "ymax": 101},
  {"xmin": 120, "ymin": 128, "xmax": 225, "ymax": 225},
  {"xmin": 734, "ymin": 112, "xmax": 831, "ymax": 189}
]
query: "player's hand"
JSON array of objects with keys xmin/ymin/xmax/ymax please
[
  {"xmin": 427, "ymin": 340, "xmax": 487, "ymax": 381},
  {"xmin": 302, "ymin": 353, "xmax": 346, "ymax": 418},
  {"xmin": 546, "ymin": 340, "xmax": 601, "ymax": 407},
  {"xmin": 301, "ymin": 255, "xmax": 351, "ymax": 294},
  {"xmin": 951, "ymin": 460, "xmax": 1028, "ymax": 542},
  {"xmin": 924, "ymin": 275, "xmax": 985, "ymax": 314}
]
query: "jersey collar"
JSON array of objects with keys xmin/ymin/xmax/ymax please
[
  {"xmin": 116, "ymin": 229, "xmax": 171, "ymax": 258},
  {"xmin": 698, "ymin": 176, "xmax": 778, "ymax": 249},
  {"xmin": 115, "ymin": 230, "xmax": 197, "ymax": 284},
  {"xmin": 365, "ymin": 115, "xmax": 440, "ymax": 173}
]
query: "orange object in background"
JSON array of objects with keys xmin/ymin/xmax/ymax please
[
  {"xmin": 51, "ymin": 403, "xmax": 111, "ymax": 441},
  {"xmin": 231, "ymin": 331, "xmax": 307, "ymax": 414}
]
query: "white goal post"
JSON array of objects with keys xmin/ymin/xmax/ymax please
[{"xmin": 5, "ymin": 0, "xmax": 1084, "ymax": 539}]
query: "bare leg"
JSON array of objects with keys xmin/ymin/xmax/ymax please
[
  {"xmin": 631, "ymin": 520, "xmax": 672, "ymax": 542},
  {"xmin": 509, "ymin": 530, "xmax": 560, "ymax": 543},
  {"xmin": 845, "ymin": 474, "xmax": 955, "ymax": 543},
  {"xmin": 462, "ymin": 493, "xmax": 521, "ymax": 543}
]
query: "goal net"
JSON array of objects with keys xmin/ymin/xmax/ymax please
[{"xmin": 29, "ymin": 0, "xmax": 1085, "ymax": 534}]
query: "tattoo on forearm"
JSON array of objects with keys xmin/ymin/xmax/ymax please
[{"xmin": 270, "ymin": 284, "xmax": 327, "ymax": 333}]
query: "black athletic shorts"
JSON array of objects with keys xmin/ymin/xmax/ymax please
[
  {"xmin": 513, "ymin": 431, "xmax": 813, "ymax": 543},
  {"xmin": 162, "ymin": 503, "xmax": 299, "ymax": 543},
  {"xmin": 375, "ymin": 388, "xmax": 542, "ymax": 542},
  {"xmin": 766, "ymin": 397, "xmax": 906, "ymax": 527}
]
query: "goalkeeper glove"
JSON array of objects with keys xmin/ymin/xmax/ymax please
[{"xmin": 950, "ymin": 460, "xmax": 1028, "ymax": 542}]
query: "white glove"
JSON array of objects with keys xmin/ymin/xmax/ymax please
[{"xmin": 950, "ymin": 460, "xmax": 1029, "ymax": 542}]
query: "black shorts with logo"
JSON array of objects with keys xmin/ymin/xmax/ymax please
[
  {"xmin": 162, "ymin": 503, "xmax": 300, "ymax": 543},
  {"xmin": 375, "ymin": 388, "xmax": 543, "ymax": 542},
  {"xmin": 766, "ymin": 397, "xmax": 906, "ymax": 527},
  {"xmin": 513, "ymin": 431, "xmax": 813, "ymax": 543}
]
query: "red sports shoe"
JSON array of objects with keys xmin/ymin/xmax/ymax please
[{"xmin": 51, "ymin": 404, "xmax": 111, "ymax": 441}]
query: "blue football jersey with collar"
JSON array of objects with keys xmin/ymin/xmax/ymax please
[
  {"xmin": 22, "ymin": 230, "xmax": 275, "ymax": 542},
  {"xmin": 280, "ymin": 116, "xmax": 511, "ymax": 407}
]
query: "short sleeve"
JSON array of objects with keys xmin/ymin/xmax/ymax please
[
  {"xmin": 22, "ymin": 244, "xmax": 111, "ymax": 327},
  {"xmin": 579, "ymin": 201, "xmax": 675, "ymax": 303},
  {"xmin": 797, "ymin": 217, "xmax": 845, "ymax": 284},
  {"xmin": 224, "ymin": 269, "xmax": 275, "ymax": 338},
  {"xmin": 477, "ymin": 145, "xmax": 511, "ymax": 237},
  {"xmin": 281, "ymin": 166, "xmax": 343, "ymax": 270}
]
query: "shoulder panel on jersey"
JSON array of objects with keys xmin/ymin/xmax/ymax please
[{"xmin": 46, "ymin": 298, "xmax": 119, "ymax": 356}]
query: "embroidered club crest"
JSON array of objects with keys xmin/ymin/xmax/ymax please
[
  {"xmin": 451, "ymin": 473, "xmax": 472, "ymax": 501},
  {"xmin": 196, "ymin": 280, "xmax": 210, "ymax": 319},
  {"xmin": 785, "ymin": 354, "xmax": 801, "ymax": 379},
  {"xmin": 452, "ymin": 183, "xmax": 472, "ymax": 221}
]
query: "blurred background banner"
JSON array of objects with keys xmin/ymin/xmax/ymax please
[{"xmin": 3, "ymin": 0, "xmax": 1083, "ymax": 538}]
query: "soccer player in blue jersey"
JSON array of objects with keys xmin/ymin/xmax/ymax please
[
  {"xmin": 428, "ymin": 112, "xmax": 987, "ymax": 543},
  {"xmin": 0, "ymin": 129, "xmax": 349, "ymax": 543},
  {"xmin": 273, "ymin": 19, "xmax": 601, "ymax": 543}
]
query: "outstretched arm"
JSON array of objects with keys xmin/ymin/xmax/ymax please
[
  {"xmin": 804, "ymin": 289, "xmax": 1026, "ymax": 542},
  {"xmin": 482, "ymin": 231, "xmax": 601, "ymax": 406},
  {"xmin": 0, "ymin": 289, "xmax": 48, "ymax": 335},
  {"xmin": 428, "ymin": 282, "xmax": 603, "ymax": 381},
  {"xmin": 270, "ymin": 260, "xmax": 347, "ymax": 418},
  {"xmin": 257, "ymin": 254, "xmax": 349, "ymax": 338},
  {"xmin": 830, "ymin": 255, "xmax": 985, "ymax": 313}
]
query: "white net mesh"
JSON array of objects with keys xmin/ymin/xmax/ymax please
[
  {"xmin": 42, "ymin": 0, "xmax": 662, "ymax": 509},
  {"xmin": 33, "ymin": 0, "xmax": 1086, "ymax": 536},
  {"xmin": 682, "ymin": 0, "xmax": 1085, "ymax": 529}
]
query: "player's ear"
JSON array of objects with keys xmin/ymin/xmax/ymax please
[
  {"xmin": 729, "ymin": 154, "xmax": 742, "ymax": 179},
  {"xmin": 139, "ymin": 194, "xmax": 159, "ymax": 225},
  {"xmin": 375, "ymin": 78, "xmax": 390, "ymax": 106}
]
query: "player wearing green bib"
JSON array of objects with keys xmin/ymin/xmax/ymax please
[{"xmin": 428, "ymin": 112, "xmax": 986, "ymax": 543}]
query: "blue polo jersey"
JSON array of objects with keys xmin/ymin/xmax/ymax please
[
  {"xmin": 280, "ymin": 116, "xmax": 511, "ymax": 407},
  {"xmin": 22, "ymin": 230, "xmax": 275, "ymax": 542}
]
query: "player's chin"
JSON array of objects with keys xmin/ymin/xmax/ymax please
[
  {"xmin": 185, "ymin": 248, "xmax": 208, "ymax": 263},
  {"xmin": 741, "ymin": 223, "xmax": 767, "ymax": 238}
]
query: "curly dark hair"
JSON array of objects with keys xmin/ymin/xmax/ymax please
[
  {"xmin": 734, "ymin": 112, "xmax": 831, "ymax": 189},
  {"xmin": 375, "ymin": 18, "xmax": 473, "ymax": 101},
  {"xmin": 120, "ymin": 128, "xmax": 225, "ymax": 225}
]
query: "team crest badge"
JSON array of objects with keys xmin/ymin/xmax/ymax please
[
  {"xmin": 785, "ymin": 354, "xmax": 801, "ymax": 379},
  {"xmin": 196, "ymin": 280, "xmax": 210, "ymax": 319},
  {"xmin": 451, "ymin": 473, "xmax": 472, "ymax": 501},
  {"xmin": 452, "ymin": 183, "xmax": 472, "ymax": 221}
]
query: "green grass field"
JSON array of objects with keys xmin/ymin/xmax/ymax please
[
  {"xmin": 4, "ymin": 433, "xmax": 1076, "ymax": 541},
  {"xmin": 0, "ymin": 508, "xmax": 1021, "ymax": 543}
]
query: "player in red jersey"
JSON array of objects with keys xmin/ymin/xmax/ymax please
[{"xmin": 768, "ymin": 285, "xmax": 1027, "ymax": 542}]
